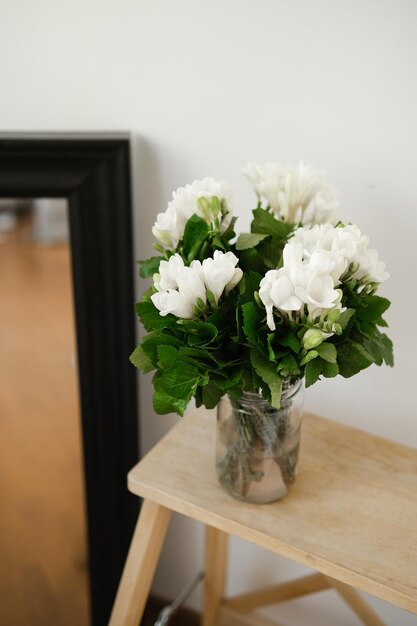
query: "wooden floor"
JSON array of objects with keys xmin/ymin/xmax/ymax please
[{"xmin": 0, "ymin": 215, "xmax": 90, "ymax": 626}]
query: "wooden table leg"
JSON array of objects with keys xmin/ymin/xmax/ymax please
[
  {"xmin": 324, "ymin": 576, "xmax": 387, "ymax": 626},
  {"xmin": 109, "ymin": 499, "xmax": 171, "ymax": 626},
  {"xmin": 202, "ymin": 525, "xmax": 229, "ymax": 626}
]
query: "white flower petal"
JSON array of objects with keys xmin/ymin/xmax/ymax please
[
  {"xmin": 156, "ymin": 254, "xmax": 185, "ymax": 291},
  {"xmin": 151, "ymin": 290, "xmax": 194, "ymax": 318},
  {"xmin": 202, "ymin": 250, "xmax": 240, "ymax": 303},
  {"xmin": 244, "ymin": 161, "xmax": 340, "ymax": 226},
  {"xmin": 176, "ymin": 266, "xmax": 207, "ymax": 305}
]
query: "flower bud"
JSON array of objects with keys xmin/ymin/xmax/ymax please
[
  {"xmin": 196, "ymin": 197, "xmax": 211, "ymax": 221},
  {"xmin": 209, "ymin": 196, "xmax": 221, "ymax": 219},
  {"xmin": 326, "ymin": 308, "xmax": 341, "ymax": 323},
  {"xmin": 303, "ymin": 328, "xmax": 325, "ymax": 350}
]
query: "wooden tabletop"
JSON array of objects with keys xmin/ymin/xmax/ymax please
[{"xmin": 128, "ymin": 409, "xmax": 417, "ymax": 614}]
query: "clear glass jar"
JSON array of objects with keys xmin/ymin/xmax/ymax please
[{"xmin": 216, "ymin": 379, "xmax": 304, "ymax": 504}]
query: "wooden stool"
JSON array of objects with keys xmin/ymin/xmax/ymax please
[{"xmin": 109, "ymin": 410, "xmax": 417, "ymax": 626}]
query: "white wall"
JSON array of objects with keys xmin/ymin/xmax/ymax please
[{"xmin": 1, "ymin": 1, "xmax": 416, "ymax": 624}]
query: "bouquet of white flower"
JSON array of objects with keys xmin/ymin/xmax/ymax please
[{"xmin": 131, "ymin": 163, "xmax": 393, "ymax": 417}]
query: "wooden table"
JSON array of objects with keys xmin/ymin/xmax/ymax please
[{"xmin": 109, "ymin": 410, "xmax": 417, "ymax": 626}]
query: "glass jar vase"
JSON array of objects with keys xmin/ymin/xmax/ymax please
[{"xmin": 216, "ymin": 379, "xmax": 304, "ymax": 504}]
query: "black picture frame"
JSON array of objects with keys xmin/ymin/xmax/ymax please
[{"xmin": 0, "ymin": 134, "xmax": 139, "ymax": 626}]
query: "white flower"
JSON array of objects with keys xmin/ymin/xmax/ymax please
[
  {"xmin": 303, "ymin": 275, "xmax": 340, "ymax": 319},
  {"xmin": 176, "ymin": 265, "xmax": 207, "ymax": 305},
  {"xmin": 258, "ymin": 270, "xmax": 278, "ymax": 330},
  {"xmin": 243, "ymin": 161, "xmax": 340, "ymax": 226},
  {"xmin": 331, "ymin": 224, "xmax": 362, "ymax": 260},
  {"xmin": 351, "ymin": 246, "xmax": 389, "ymax": 283},
  {"xmin": 152, "ymin": 206, "xmax": 183, "ymax": 249},
  {"xmin": 202, "ymin": 250, "xmax": 243, "ymax": 304},
  {"xmin": 152, "ymin": 177, "xmax": 235, "ymax": 249},
  {"xmin": 270, "ymin": 272, "xmax": 303, "ymax": 312},
  {"xmin": 259, "ymin": 227, "xmax": 353, "ymax": 329},
  {"xmin": 290, "ymin": 223, "xmax": 389, "ymax": 288},
  {"xmin": 151, "ymin": 260, "xmax": 206, "ymax": 319},
  {"xmin": 259, "ymin": 269, "xmax": 303, "ymax": 331},
  {"xmin": 242, "ymin": 162, "xmax": 283, "ymax": 197},
  {"xmin": 154, "ymin": 254, "xmax": 185, "ymax": 291},
  {"xmin": 282, "ymin": 241, "xmax": 303, "ymax": 266},
  {"xmin": 151, "ymin": 250, "xmax": 243, "ymax": 320},
  {"xmin": 309, "ymin": 248, "xmax": 344, "ymax": 281},
  {"xmin": 151, "ymin": 290, "xmax": 194, "ymax": 319}
]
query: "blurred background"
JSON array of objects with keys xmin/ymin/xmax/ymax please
[{"xmin": 0, "ymin": 1, "xmax": 416, "ymax": 625}]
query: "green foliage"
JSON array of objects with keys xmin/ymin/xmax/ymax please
[
  {"xmin": 130, "ymin": 203, "xmax": 393, "ymax": 415},
  {"xmin": 220, "ymin": 216, "xmax": 238, "ymax": 244},
  {"xmin": 315, "ymin": 343, "xmax": 337, "ymax": 363},
  {"xmin": 336, "ymin": 341, "xmax": 375, "ymax": 378},
  {"xmin": 255, "ymin": 235, "xmax": 287, "ymax": 269},
  {"xmin": 141, "ymin": 332, "xmax": 182, "ymax": 367},
  {"xmin": 139, "ymin": 256, "xmax": 163, "ymax": 278},
  {"xmin": 135, "ymin": 301, "xmax": 177, "ymax": 332},
  {"xmin": 152, "ymin": 388, "xmax": 188, "ymax": 416},
  {"xmin": 236, "ymin": 233, "xmax": 268, "ymax": 250},
  {"xmin": 321, "ymin": 361, "xmax": 339, "ymax": 378},
  {"xmin": 250, "ymin": 348, "xmax": 282, "ymax": 408},
  {"xmin": 181, "ymin": 320, "xmax": 218, "ymax": 347},
  {"xmin": 237, "ymin": 210, "xmax": 294, "ymax": 274},
  {"xmin": 242, "ymin": 302, "xmax": 262, "ymax": 344},
  {"xmin": 201, "ymin": 381, "xmax": 224, "ymax": 409},
  {"xmin": 251, "ymin": 208, "xmax": 294, "ymax": 238},
  {"xmin": 129, "ymin": 345, "xmax": 153, "ymax": 373},
  {"xmin": 181, "ymin": 215, "xmax": 210, "ymax": 261}
]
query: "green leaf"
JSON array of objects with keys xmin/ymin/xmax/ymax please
[
  {"xmin": 256, "ymin": 235, "xmax": 287, "ymax": 269},
  {"xmin": 238, "ymin": 247, "xmax": 269, "ymax": 274},
  {"xmin": 279, "ymin": 353, "xmax": 300, "ymax": 376},
  {"xmin": 157, "ymin": 345, "xmax": 182, "ymax": 368},
  {"xmin": 238, "ymin": 271, "xmax": 262, "ymax": 303},
  {"xmin": 267, "ymin": 333, "xmax": 276, "ymax": 360},
  {"xmin": 299, "ymin": 350, "xmax": 319, "ymax": 366},
  {"xmin": 182, "ymin": 321, "xmax": 218, "ymax": 347},
  {"xmin": 135, "ymin": 301, "xmax": 177, "ymax": 332},
  {"xmin": 212, "ymin": 367, "xmax": 243, "ymax": 390},
  {"xmin": 305, "ymin": 358, "xmax": 322, "ymax": 387},
  {"xmin": 379, "ymin": 333, "xmax": 394, "ymax": 367},
  {"xmin": 236, "ymin": 232, "xmax": 269, "ymax": 250},
  {"xmin": 179, "ymin": 347, "xmax": 219, "ymax": 366},
  {"xmin": 181, "ymin": 215, "xmax": 209, "ymax": 261},
  {"xmin": 356, "ymin": 295, "xmax": 390, "ymax": 322},
  {"xmin": 321, "ymin": 361, "xmax": 339, "ymax": 378},
  {"xmin": 278, "ymin": 333, "xmax": 300, "ymax": 354},
  {"xmin": 228, "ymin": 382, "xmax": 246, "ymax": 400},
  {"xmin": 251, "ymin": 208, "xmax": 294, "ymax": 238},
  {"xmin": 139, "ymin": 256, "xmax": 162, "ymax": 278},
  {"xmin": 154, "ymin": 363, "xmax": 201, "ymax": 400},
  {"xmin": 315, "ymin": 342, "xmax": 337, "ymax": 364},
  {"xmin": 152, "ymin": 389, "xmax": 188, "ymax": 416},
  {"xmin": 250, "ymin": 349, "xmax": 282, "ymax": 408},
  {"xmin": 242, "ymin": 302, "xmax": 262, "ymax": 344},
  {"xmin": 220, "ymin": 216, "xmax": 237, "ymax": 243},
  {"xmin": 141, "ymin": 332, "xmax": 182, "ymax": 365},
  {"xmin": 337, "ymin": 341, "xmax": 374, "ymax": 378},
  {"xmin": 201, "ymin": 381, "xmax": 224, "ymax": 409},
  {"xmin": 129, "ymin": 344, "xmax": 154, "ymax": 373},
  {"xmin": 205, "ymin": 290, "xmax": 217, "ymax": 311},
  {"xmin": 357, "ymin": 329, "xmax": 394, "ymax": 368},
  {"xmin": 158, "ymin": 344, "xmax": 213, "ymax": 372},
  {"xmin": 338, "ymin": 309, "xmax": 355, "ymax": 331}
]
